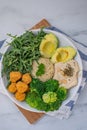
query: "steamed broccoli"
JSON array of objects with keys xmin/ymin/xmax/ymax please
[
  {"xmin": 25, "ymin": 91, "xmax": 61, "ymax": 112},
  {"xmin": 25, "ymin": 78, "xmax": 68, "ymax": 112},
  {"xmin": 45, "ymin": 79, "xmax": 59, "ymax": 92},
  {"xmin": 42, "ymin": 92, "xmax": 57, "ymax": 103},
  {"xmin": 25, "ymin": 91, "xmax": 42, "ymax": 108},
  {"xmin": 25, "ymin": 91, "xmax": 49, "ymax": 111},
  {"xmin": 30, "ymin": 78, "xmax": 45, "ymax": 96},
  {"xmin": 57, "ymin": 87, "xmax": 67, "ymax": 101},
  {"xmin": 49, "ymin": 100, "xmax": 62, "ymax": 111}
]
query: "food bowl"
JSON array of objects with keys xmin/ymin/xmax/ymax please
[{"xmin": 0, "ymin": 29, "xmax": 83, "ymax": 113}]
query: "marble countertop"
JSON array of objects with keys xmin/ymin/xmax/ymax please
[{"xmin": 0, "ymin": 0, "xmax": 87, "ymax": 129}]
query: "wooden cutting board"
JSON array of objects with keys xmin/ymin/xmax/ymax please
[{"xmin": 16, "ymin": 19, "xmax": 51, "ymax": 124}]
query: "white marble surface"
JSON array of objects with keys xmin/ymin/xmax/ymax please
[{"xmin": 0, "ymin": 0, "xmax": 87, "ymax": 129}]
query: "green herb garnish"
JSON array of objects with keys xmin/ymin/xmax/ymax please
[{"xmin": 36, "ymin": 63, "xmax": 45, "ymax": 76}]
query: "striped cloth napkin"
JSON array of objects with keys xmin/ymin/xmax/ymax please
[{"xmin": 0, "ymin": 27, "xmax": 87, "ymax": 119}]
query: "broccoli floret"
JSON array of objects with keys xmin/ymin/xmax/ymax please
[
  {"xmin": 36, "ymin": 101, "xmax": 49, "ymax": 111},
  {"xmin": 42, "ymin": 92, "xmax": 57, "ymax": 103},
  {"xmin": 25, "ymin": 91, "xmax": 42, "ymax": 108},
  {"xmin": 45, "ymin": 79, "xmax": 59, "ymax": 92},
  {"xmin": 49, "ymin": 100, "xmax": 62, "ymax": 111},
  {"xmin": 57, "ymin": 87, "xmax": 67, "ymax": 101},
  {"xmin": 30, "ymin": 78, "xmax": 45, "ymax": 96},
  {"xmin": 25, "ymin": 91, "xmax": 49, "ymax": 111},
  {"xmin": 26, "ymin": 79, "xmax": 68, "ymax": 112}
]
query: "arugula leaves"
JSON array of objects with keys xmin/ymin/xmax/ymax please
[{"xmin": 2, "ymin": 29, "xmax": 46, "ymax": 78}]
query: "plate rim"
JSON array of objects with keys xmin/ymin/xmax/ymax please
[{"xmin": 0, "ymin": 28, "xmax": 83, "ymax": 113}]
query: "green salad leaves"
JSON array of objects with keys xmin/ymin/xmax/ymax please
[
  {"xmin": 2, "ymin": 29, "xmax": 46, "ymax": 78},
  {"xmin": 25, "ymin": 78, "xmax": 68, "ymax": 112}
]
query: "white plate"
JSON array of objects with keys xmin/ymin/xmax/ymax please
[{"xmin": 0, "ymin": 29, "xmax": 83, "ymax": 113}]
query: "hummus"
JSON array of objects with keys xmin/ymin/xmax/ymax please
[
  {"xmin": 31, "ymin": 58, "xmax": 54, "ymax": 82},
  {"xmin": 53, "ymin": 60, "xmax": 80, "ymax": 89}
]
